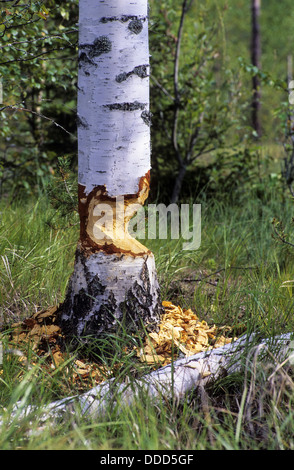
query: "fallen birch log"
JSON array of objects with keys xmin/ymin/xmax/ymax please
[{"xmin": 1, "ymin": 332, "xmax": 293, "ymax": 427}]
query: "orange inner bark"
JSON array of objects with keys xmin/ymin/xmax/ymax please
[{"xmin": 78, "ymin": 171, "xmax": 151, "ymax": 257}]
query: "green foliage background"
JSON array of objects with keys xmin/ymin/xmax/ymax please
[{"xmin": 0, "ymin": 0, "xmax": 293, "ymax": 201}]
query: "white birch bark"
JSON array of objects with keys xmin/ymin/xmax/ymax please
[
  {"xmin": 58, "ymin": 0, "xmax": 163, "ymax": 340},
  {"xmin": 78, "ymin": 0, "xmax": 151, "ymax": 197}
]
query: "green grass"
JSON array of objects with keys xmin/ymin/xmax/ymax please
[
  {"xmin": 0, "ymin": 195, "xmax": 78, "ymax": 324},
  {"xmin": 1, "ymin": 183, "xmax": 294, "ymax": 449}
]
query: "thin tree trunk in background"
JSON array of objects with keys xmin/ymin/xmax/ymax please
[
  {"xmin": 170, "ymin": 164, "xmax": 187, "ymax": 205},
  {"xmin": 170, "ymin": 0, "xmax": 189, "ymax": 205},
  {"xmin": 282, "ymin": 55, "xmax": 294, "ymax": 196},
  {"xmin": 287, "ymin": 54, "xmax": 294, "ymax": 128},
  {"xmin": 251, "ymin": 0, "xmax": 261, "ymax": 138},
  {"xmin": 58, "ymin": 0, "xmax": 163, "ymax": 342}
]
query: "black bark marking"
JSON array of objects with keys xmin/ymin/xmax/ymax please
[
  {"xmin": 77, "ymin": 115, "xmax": 89, "ymax": 129},
  {"xmin": 141, "ymin": 110, "xmax": 152, "ymax": 126},
  {"xmin": 104, "ymin": 101, "xmax": 147, "ymax": 112},
  {"xmin": 100, "ymin": 15, "xmax": 146, "ymax": 24},
  {"xmin": 115, "ymin": 72, "xmax": 128, "ymax": 83},
  {"xmin": 78, "ymin": 51, "xmax": 96, "ymax": 68},
  {"xmin": 58, "ymin": 254, "xmax": 116, "ymax": 341},
  {"xmin": 128, "ymin": 19, "xmax": 143, "ymax": 34},
  {"xmin": 116, "ymin": 64, "xmax": 149, "ymax": 83},
  {"xmin": 80, "ymin": 36, "xmax": 112, "ymax": 58},
  {"xmin": 88, "ymin": 36, "xmax": 112, "ymax": 58},
  {"xmin": 96, "ymin": 292, "xmax": 117, "ymax": 327},
  {"xmin": 87, "ymin": 274, "xmax": 106, "ymax": 297},
  {"xmin": 79, "ymin": 36, "xmax": 112, "ymax": 69},
  {"xmin": 119, "ymin": 259, "xmax": 162, "ymax": 334},
  {"xmin": 133, "ymin": 65, "xmax": 149, "ymax": 79}
]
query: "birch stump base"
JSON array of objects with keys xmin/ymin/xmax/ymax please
[{"xmin": 58, "ymin": 246, "xmax": 163, "ymax": 343}]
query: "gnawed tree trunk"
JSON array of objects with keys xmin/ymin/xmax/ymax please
[
  {"xmin": 3, "ymin": 333, "xmax": 293, "ymax": 427},
  {"xmin": 58, "ymin": 0, "xmax": 163, "ymax": 341}
]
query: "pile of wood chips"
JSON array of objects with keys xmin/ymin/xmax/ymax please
[
  {"xmin": 5, "ymin": 306, "xmax": 111, "ymax": 391},
  {"xmin": 1, "ymin": 302, "xmax": 236, "ymax": 390},
  {"xmin": 136, "ymin": 301, "xmax": 234, "ymax": 366}
]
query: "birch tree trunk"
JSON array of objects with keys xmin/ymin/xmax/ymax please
[{"xmin": 58, "ymin": 0, "xmax": 163, "ymax": 341}]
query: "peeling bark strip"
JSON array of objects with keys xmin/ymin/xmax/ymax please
[{"xmin": 59, "ymin": 0, "xmax": 163, "ymax": 341}]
